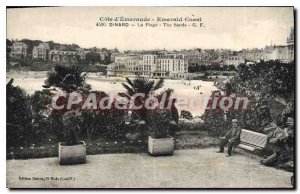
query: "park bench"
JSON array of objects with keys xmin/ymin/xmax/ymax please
[{"xmin": 233, "ymin": 129, "xmax": 268, "ymax": 153}]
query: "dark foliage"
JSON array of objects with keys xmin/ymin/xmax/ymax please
[
  {"xmin": 43, "ymin": 65, "xmax": 88, "ymax": 92},
  {"xmin": 189, "ymin": 64, "xmax": 237, "ymax": 73},
  {"xmin": 181, "ymin": 110, "xmax": 193, "ymax": 120},
  {"xmin": 202, "ymin": 60, "xmax": 295, "ymax": 136},
  {"xmin": 119, "ymin": 76, "xmax": 164, "ymax": 98},
  {"xmin": 146, "ymin": 110, "xmax": 178, "ymax": 138},
  {"xmin": 119, "ymin": 76, "xmax": 164, "ymax": 121},
  {"xmin": 30, "ymin": 90, "xmax": 53, "ymax": 141},
  {"xmin": 6, "ymin": 79, "xmax": 33, "ymax": 147},
  {"xmin": 43, "ymin": 65, "xmax": 88, "ymax": 145}
]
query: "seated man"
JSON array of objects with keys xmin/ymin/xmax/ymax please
[{"xmin": 216, "ymin": 119, "xmax": 242, "ymax": 157}]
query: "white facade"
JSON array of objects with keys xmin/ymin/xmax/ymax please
[
  {"xmin": 262, "ymin": 45, "xmax": 291, "ymax": 62},
  {"xmin": 224, "ymin": 54, "xmax": 244, "ymax": 67},
  {"xmin": 107, "ymin": 55, "xmax": 143, "ymax": 76},
  {"xmin": 49, "ymin": 50, "xmax": 78, "ymax": 62},
  {"xmin": 10, "ymin": 41, "xmax": 28, "ymax": 58},
  {"xmin": 107, "ymin": 51, "xmax": 189, "ymax": 79},
  {"xmin": 143, "ymin": 51, "xmax": 188, "ymax": 78},
  {"xmin": 32, "ymin": 43, "xmax": 50, "ymax": 61},
  {"xmin": 287, "ymin": 27, "xmax": 294, "ymax": 62},
  {"xmin": 142, "ymin": 54, "xmax": 157, "ymax": 76}
]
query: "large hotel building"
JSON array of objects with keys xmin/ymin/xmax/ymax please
[{"xmin": 107, "ymin": 51, "xmax": 189, "ymax": 79}]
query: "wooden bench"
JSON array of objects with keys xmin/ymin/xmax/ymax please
[{"xmin": 233, "ymin": 129, "xmax": 268, "ymax": 153}]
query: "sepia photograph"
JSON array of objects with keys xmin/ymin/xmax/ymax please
[{"xmin": 6, "ymin": 6, "xmax": 295, "ymax": 188}]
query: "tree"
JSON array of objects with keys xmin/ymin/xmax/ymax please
[
  {"xmin": 46, "ymin": 41, "xmax": 60, "ymax": 50},
  {"xmin": 118, "ymin": 76, "xmax": 164, "ymax": 121},
  {"xmin": 119, "ymin": 76, "xmax": 164, "ymax": 99},
  {"xmin": 120, "ymin": 76, "xmax": 164, "ymax": 118},
  {"xmin": 30, "ymin": 89, "xmax": 53, "ymax": 142},
  {"xmin": 7, "ymin": 79, "xmax": 33, "ymax": 147},
  {"xmin": 118, "ymin": 76, "xmax": 164, "ymax": 136},
  {"xmin": 234, "ymin": 60, "xmax": 294, "ymax": 101},
  {"xmin": 228, "ymin": 64, "xmax": 237, "ymax": 71},
  {"xmin": 203, "ymin": 60, "xmax": 295, "ymax": 134},
  {"xmin": 79, "ymin": 90, "xmax": 111, "ymax": 140},
  {"xmin": 43, "ymin": 65, "xmax": 89, "ymax": 145},
  {"xmin": 20, "ymin": 39, "xmax": 42, "ymax": 56},
  {"xmin": 43, "ymin": 65, "xmax": 89, "ymax": 92},
  {"xmin": 85, "ymin": 52, "xmax": 100, "ymax": 64}
]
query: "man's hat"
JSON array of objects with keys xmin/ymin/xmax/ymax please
[{"xmin": 232, "ymin": 119, "xmax": 238, "ymax": 123}]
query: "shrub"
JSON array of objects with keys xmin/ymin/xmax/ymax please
[
  {"xmin": 62, "ymin": 110, "xmax": 83, "ymax": 145},
  {"xmin": 43, "ymin": 65, "xmax": 89, "ymax": 92},
  {"xmin": 118, "ymin": 76, "xmax": 164, "ymax": 122},
  {"xmin": 178, "ymin": 117, "xmax": 204, "ymax": 132},
  {"xmin": 146, "ymin": 110, "xmax": 178, "ymax": 138},
  {"xmin": 98, "ymin": 101, "xmax": 126, "ymax": 139},
  {"xmin": 43, "ymin": 65, "xmax": 89, "ymax": 145},
  {"xmin": 81, "ymin": 109, "xmax": 126, "ymax": 140},
  {"xmin": 180, "ymin": 110, "xmax": 193, "ymax": 120},
  {"xmin": 30, "ymin": 89, "xmax": 53, "ymax": 143},
  {"xmin": 7, "ymin": 79, "xmax": 33, "ymax": 147},
  {"xmin": 202, "ymin": 60, "xmax": 295, "ymax": 135}
]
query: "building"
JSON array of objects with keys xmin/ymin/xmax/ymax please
[
  {"xmin": 107, "ymin": 51, "xmax": 189, "ymax": 79},
  {"xmin": 262, "ymin": 27, "xmax": 294, "ymax": 63},
  {"xmin": 107, "ymin": 55, "xmax": 143, "ymax": 76},
  {"xmin": 10, "ymin": 41, "xmax": 28, "ymax": 59},
  {"xmin": 106, "ymin": 63, "xmax": 117, "ymax": 76},
  {"xmin": 271, "ymin": 46, "xmax": 289, "ymax": 61},
  {"xmin": 142, "ymin": 51, "xmax": 158, "ymax": 77},
  {"xmin": 76, "ymin": 48, "xmax": 87, "ymax": 60},
  {"xmin": 110, "ymin": 52, "xmax": 120, "ymax": 63},
  {"xmin": 98, "ymin": 49, "xmax": 109, "ymax": 61},
  {"xmin": 32, "ymin": 43, "xmax": 50, "ymax": 61},
  {"xmin": 143, "ymin": 51, "xmax": 189, "ymax": 78},
  {"xmin": 262, "ymin": 44, "xmax": 291, "ymax": 62},
  {"xmin": 241, "ymin": 49, "xmax": 263, "ymax": 63},
  {"xmin": 109, "ymin": 48, "xmax": 120, "ymax": 62},
  {"xmin": 181, "ymin": 49, "xmax": 202, "ymax": 66},
  {"xmin": 182, "ymin": 49, "xmax": 225, "ymax": 67},
  {"xmin": 110, "ymin": 53, "xmax": 117, "ymax": 63},
  {"xmin": 224, "ymin": 53, "xmax": 244, "ymax": 67},
  {"xmin": 49, "ymin": 49, "xmax": 78, "ymax": 63},
  {"xmin": 287, "ymin": 27, "xmax": 294, "ymax": 61}
]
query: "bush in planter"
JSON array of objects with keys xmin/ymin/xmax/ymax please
[
  {"xmin": 146, "ymin": 110, "xmax": 178, "ymax": 156},
  {"xmin": 147, "ymin": 110, "xmax": 177, "ymax": 138},
  {"xmin": 43, "ymin": 65, "xmax": 89, "ymax": 164},
  {"xmin": 58, "ymin": 109, "xmax": 86, "ymax": 165},
  {"xmin": 43, "ymin": 64, "xmax": 89, "ymax": 142},
  {"xmin": 118, "ymin": 76, "xmax": 166, "ymax": 140},
  {"xmin": 62, "ymin": 110, "xmax": 83, "ymax": 146},
  {"xmin": 118, "ymin": 76, "xmax": 164, "ymax": 122}
]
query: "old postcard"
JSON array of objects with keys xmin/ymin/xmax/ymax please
[{"xmin": 6, "ymin": 6, "xmax": 295, "ymax": 188}]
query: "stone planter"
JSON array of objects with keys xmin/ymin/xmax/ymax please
[
  {"xmin": 58, "ymin": 141, "xmax": 86, "ymax": 165},
  {"xmin": 148, "ymin": 136, "xmax": 174, "ymax": 156}
]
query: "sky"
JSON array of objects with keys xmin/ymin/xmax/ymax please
[{"xmin": 7, "ymin": 7, "xmax": 294, "ymax": 51}]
